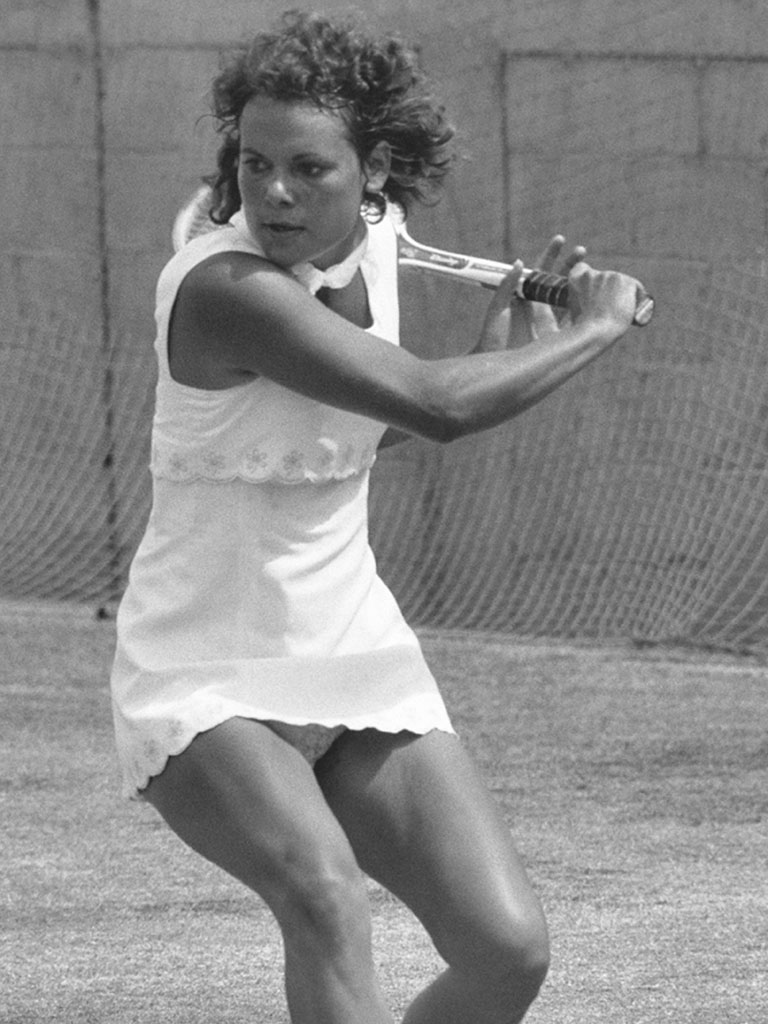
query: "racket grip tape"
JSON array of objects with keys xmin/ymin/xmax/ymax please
[{"xmin": 517, "ymin": 271, "xmax": 655, "ymax": 327}]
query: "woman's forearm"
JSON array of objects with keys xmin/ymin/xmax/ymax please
[{"xmin": 426, "ymin": 318, "xmax": 621, "ymax": 440}]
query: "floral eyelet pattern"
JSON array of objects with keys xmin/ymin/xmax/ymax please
[{"xmin": 151, "ymin": 441, "xmax": 378, "ymax": 484}]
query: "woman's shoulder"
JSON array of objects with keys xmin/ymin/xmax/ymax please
[{"xmin": 158, "ymin": 217, "xmax": 261, "ymax": 292}]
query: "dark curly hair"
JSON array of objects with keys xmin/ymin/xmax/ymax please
[{"xmin": 204, "ymin": 10, "xmax": 455, "ymax": 224}]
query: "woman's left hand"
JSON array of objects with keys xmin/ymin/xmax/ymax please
[{"xmin": 475, "ymin": 235, "xmax": 587, "ymax": 353}]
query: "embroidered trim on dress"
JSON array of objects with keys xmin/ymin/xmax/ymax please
[{"xmin": 151, "ymin": 441, "xmax": 378, "ymax": 484}]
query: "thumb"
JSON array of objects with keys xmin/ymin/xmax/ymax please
[{"xmin": 492, "ymin": 259, "xmax": 525, "ymax": 307}]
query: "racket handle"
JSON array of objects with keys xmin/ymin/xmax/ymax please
[{"xmin": 518, "ymin": 271, "xmax": 655, "ymax": 327}]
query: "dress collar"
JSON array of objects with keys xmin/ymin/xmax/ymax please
[{"xmin": 229, "ymin": 210, "xmax": 369, "ymax": 296}]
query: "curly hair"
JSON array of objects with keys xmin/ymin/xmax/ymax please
[{"xmin": 204, "ymin": 10, "xmax": 455, "ymax": 224}]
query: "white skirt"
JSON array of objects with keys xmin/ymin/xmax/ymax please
[{"xmin": 111, "ymin": 471, "xmax": 453, "ymax": 798}]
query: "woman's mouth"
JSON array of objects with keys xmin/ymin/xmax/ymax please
[{"xmin": 261, "ymin": 222, "xmax": 304, "ymax": 236}]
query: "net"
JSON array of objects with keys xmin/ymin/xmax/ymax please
[
  {"xmin": 373, "ymin": 257, "xmax": 768, "ymax": 651},
  {"xmin": 3, "ymin": 32, "xmax": 768, "ymax": 653},
  {"xmin": 0, "ymin": 308, "xmax": 153, "ymax": 604}
]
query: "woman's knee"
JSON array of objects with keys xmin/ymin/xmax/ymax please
[
  {"xmin": 491, "ymin": 914, "xmax": 550, "ymax": 1004},
  {"xmin": 498, "ymin": 913, "xmax": 550, "ymax": 1002},
  {"xmin": 437, "ymin": 904, "xmax": 550, "ymax": 1004},
  {"xmin": 271, "ymin": 852, "xmax": 373, "ymax": 955}
]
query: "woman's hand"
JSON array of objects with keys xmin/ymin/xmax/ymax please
[
  {"xmin": 566, "ymin": 260, "xmax": 643, "ymax": 337},
  {"xmin": 475, "ymin": 234, "xmax": 640, "ymax": 353},
  {"xmin": 475, "ymin": 236, "xmax": 585, "ymax": 353}
]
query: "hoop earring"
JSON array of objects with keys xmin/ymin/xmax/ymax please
[{"xmin": 362, "ymin": 187, "xmax": 387, "ymax": 222}]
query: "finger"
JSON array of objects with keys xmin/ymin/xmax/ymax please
[
  {"xmin": 567, "ymin": 259, "xmax": 592, "ymax": 282},
  {"xmin": 493, "ymin": 259, "xmax": 525, "ymax": 304},
  {"xmin": 534, "ymin": 234, "xmax": 566, "ymax": 271},
  {"xmin": 564, "ymin": 259, "xmax": 594, "ymax": 317},
  {"xmin": 562, "ymin": 246, "xmax": 587, "ymax": 272},
  {"xmin": 567, "ymin": 264, "xmax": 637, "ymax": 327}
]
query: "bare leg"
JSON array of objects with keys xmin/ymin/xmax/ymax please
[
  {"xmin": 317, "ymin": 729, "xmax": 549, "ymax": 1024},
  {"xmin": 143, "ymin": 718, "xmax": 394, "ymax": 1024}
]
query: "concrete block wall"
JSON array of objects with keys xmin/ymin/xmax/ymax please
[
  {"xmin": 2, "ymin": 0, "xmax": 768, "ymax": 608},
  {"xmin": 7, "ymin": 0, "xmax": 767, "ymax": 364}
]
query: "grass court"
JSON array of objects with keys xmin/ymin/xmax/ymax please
[{"xmin": 1, "ymin": 600, "xmax": 766, "ymax": 1023}]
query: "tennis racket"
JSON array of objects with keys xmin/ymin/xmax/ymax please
[{"xmin": 172, "ymin": 186, "xmax": 654, "ymax": 326}]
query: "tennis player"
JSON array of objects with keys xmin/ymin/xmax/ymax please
[{"xmin": 110, "ymin": 11, "xmax": 640, "ymax": 1023}]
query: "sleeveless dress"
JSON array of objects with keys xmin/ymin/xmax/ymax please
[{"xmin": 110, "ymin": 210, "xmax": 454, "ymax": 798}]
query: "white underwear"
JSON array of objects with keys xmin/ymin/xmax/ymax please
[{"xmin": 265, "ymin": 720, "xmax": 348, "ymax": 765}]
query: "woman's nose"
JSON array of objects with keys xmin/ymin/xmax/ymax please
[{"xmin": 265, "ymin": 174, "xmax": 294, "ymax": 205}]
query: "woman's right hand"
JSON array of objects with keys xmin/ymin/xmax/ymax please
[
  {"xmin": 524, "ymin": 232, "xmax": 642, "ymax": 341},
  {"xmin": 566, "ymin": 261, "xmax": 643, "ymax": 338}
]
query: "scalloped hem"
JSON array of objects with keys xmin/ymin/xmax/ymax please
[
  {"xmin": 112, "ymin": 645, "xmax": 455, "ymax": 799},
  {"xmin": 122, "ymin": 714, "xmax": 455, "ymax": 801}
]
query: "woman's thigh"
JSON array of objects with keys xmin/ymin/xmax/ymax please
[
  {"xmin": 143, "ymin": 717, "xmax": 364, "ymax": 912},
  {"xmin": 316, "ymin": 728, "xmax": 548, "ymax": 973}
]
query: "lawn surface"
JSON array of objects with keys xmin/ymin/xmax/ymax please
[{"xmin": 1, "ymin": 600, "xmax": 766, "ymax": 1023}]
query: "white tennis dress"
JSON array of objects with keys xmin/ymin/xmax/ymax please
[{"xmin": 110, "ymin": 209, "xmax": 454, "ymax": 798}]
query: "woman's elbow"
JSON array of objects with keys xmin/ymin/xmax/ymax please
[
  {"xmin": 426, "ymin": 412, "xmax": 471, "ymax": 444},
  {"xmin": 409, "ymin": 386, "xmax": 475, "ymax": 444}
]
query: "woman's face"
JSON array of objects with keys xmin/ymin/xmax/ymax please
[{"xmin": 237, "ymin": 97, "xmax": 383, "ymax": 270}]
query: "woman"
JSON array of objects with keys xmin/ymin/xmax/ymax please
[{"xmin": 111, "ymin": 11, "xmax": 640, "ymax": 1024}]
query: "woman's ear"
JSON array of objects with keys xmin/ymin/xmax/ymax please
[{"xmin": 363, "ymin": 141, "xmax": 392, "ymax": 193}]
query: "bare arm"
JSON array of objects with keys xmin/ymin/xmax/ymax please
[{"xmin": 170, "ymin": 250, "xmax": 639, "ymax": 444}]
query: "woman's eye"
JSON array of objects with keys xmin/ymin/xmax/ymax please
[
  {"xmin": 298, "ymin": 162, "xmax": 329, "ymax": 178},
  {"xmin": 243, "ymin": 158, "xmax": 269, "ymax": 174}
]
